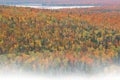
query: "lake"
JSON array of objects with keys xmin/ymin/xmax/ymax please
[{"xmin": 0, "ymin": 2, "xmax": 97, "ymax": 9}]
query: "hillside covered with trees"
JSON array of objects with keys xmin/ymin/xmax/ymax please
[{"xmin": 0, "ymin": 5, "xmax": 120, "ymax": 74}]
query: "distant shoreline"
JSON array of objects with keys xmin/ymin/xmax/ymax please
[
  {"xmin": 13, "ymin": 5, "xmax": 95, "ymax": 9},
  {"xmin": 0, "ymin": 2, "xmax": 97, "ymax": 9}
]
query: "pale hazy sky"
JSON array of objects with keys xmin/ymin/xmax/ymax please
[{"xmin": 0, "ymin": 0, "xmax": 119, "ymax": 4}]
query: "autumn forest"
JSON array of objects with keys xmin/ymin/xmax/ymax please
[{"xmin": 0, "ymin": 5, "xmax": 120, "ymax": 74}]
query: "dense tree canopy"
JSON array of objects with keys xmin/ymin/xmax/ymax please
[{"xmin": 0, "ymin": 5, "xmax": 120, "ymax": 73}]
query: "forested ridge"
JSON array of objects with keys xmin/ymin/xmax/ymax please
[{"xmin": 0, "ymin": 5, "xmax": 120, "ymax": 73}]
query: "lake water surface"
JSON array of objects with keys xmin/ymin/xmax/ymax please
[{"xmin": 0, "ymin": 2, "xmax": 96, "ymax": 9}]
